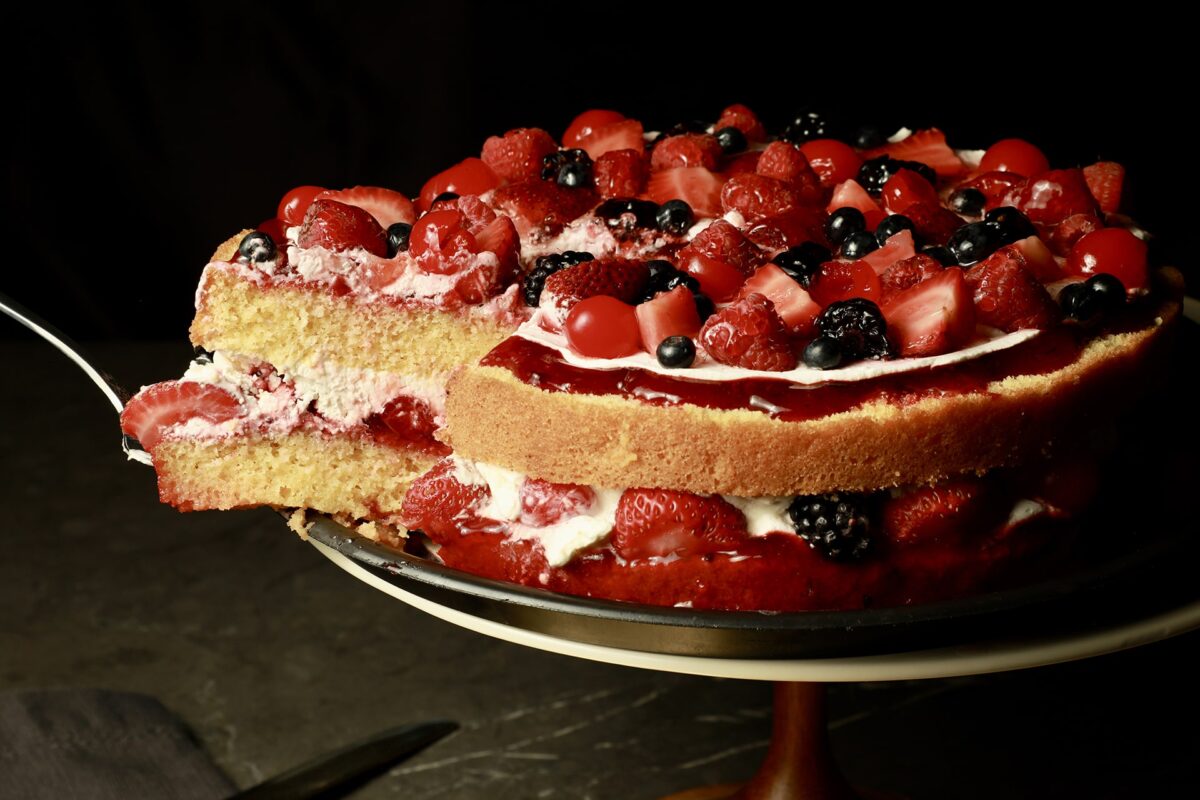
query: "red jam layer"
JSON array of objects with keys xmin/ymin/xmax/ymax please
[{"xmin": 481, "ymin": 331, "xmax": 1086, "ymax": 422}]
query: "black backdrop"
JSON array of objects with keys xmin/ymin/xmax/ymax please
[{"xmin": 5, "ymin": 3, "xmax": 1190, "ymax": 341}]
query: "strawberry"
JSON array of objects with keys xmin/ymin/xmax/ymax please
[
  {"xmin": 564, "ymin": 109, "xmax": 626, "ymax": 147},
  {"xmin": 964, "ymin": 246, "xmax": 1060, "ymax": 331},
  {"xmin": 400, "ymin": 459, "xmax": 490, "ymax": 541},
  {"xmin": 481, "ymin": 127, "xmax": 559, "ymax": 183},
  {"xmin": 827, "ymin": 179, "xmax": 885, "ymax": 229},
  {"xmin": 1043, "ymin": 213, "xmax": 1103, "ymax": 257},
  {"xmin": 473, "ymin": 215, "xmax": 519, "ymax": 271},
  {"xmin": 1011, "ymin": 235, "xmax": 1062, "ymax": 282},
  {"xmin": 902, "ymin": 202, "xmax": 964, "ymax": 246},
  {"xmin": 1082, "ymin": 162, "xmax": 1124, "ymax": 215},
  {"xmin": 578, "ymin": 119, "xmax": 645, "ymax": 161},
  {"xmin": 408, "ymin": 209, "xmax": 477, "ymax": 275},
  {"xmin": 120, "ymin": 381, "xmax": 242, "ymax": 451},
  {"xmin": 297, "ymin": 199, "xmax": 389, "ymax": 257},
  {"xmin": 755, "ymin": 142, "xmax": 820, "ymax": 192},
  {"xmin": 635, "ymin": 285, "xmax": 702, "ymax": 352},
  {"xmin": 313, "ymin": 187, "xmax": 415, "ymax": 229},
  {"xmin": 737, "ymin": 264, "xmax": 822, "ymax": 335},
  {"xmin": 715, "ymin": 103, "xmax": 766, "ymax": 142},
  {"xmin": 881, "ymin": 169, "xmax": 939, "ymax": 214},
  {"xmin": 744, "ymin": 206, "xmax": 827, "ymax": 253},
  {"xmin": 721, "ymin": 173, "xmax": 817, "ymax": 222},
  {"xmin": 809, "ymin": 260, "xmax": 882, "ymax": 306},
  {"xmin": 593, "ymin": 149, "xmax": 647, "ymax": 198},
  {"xmin": 861, "ymin": 229, "xmax": 917, "ymax": 274},
  {"xmin": 863, "ymin": 128, "xmax": 965, "ymax": 178},
  {"xmin": 677, "ymin": 219, "xmax": 763, "ymax": 274},
  {"xmin": 882, "ymin": 479, "xmax": 994, "ymax": 546},
  {"xmin": 644, "ymin": 167, "xmax": 724, "ymax": 217},
  {"xmin": 518, "ymin": 479, "xmax": 596, "ymax": 527},
  {"xmin": 543, "ymin": 258, "xmax": 651, "ymax": 311},
  {"xmin": 488, "ymin": 179, "xmax": 597, "ymax": 236},
  {"xmin": 958, "ymin": 170, "xmax": 1027, "ymax": 207},
  {"xmin": 699, "ymin": 293, "xmax": 797, "ymax": 371},
  {"xmin": 418, "ymin": 158, "xmax": 500, "ymax": 212},
  {"xmin": 1002, "ymin": 169, "xmax": 1098, "ymax": 226},
  {"xmin": 611, "ymin": 489, "xmax": 747, "ymax": 560},
  {"xmin": 375, "ymin": 395, "xmax": 446, "ymax": 454},
  {"xmin": 879, "ymin": 254, "xmax": 945, "ymax": 303},
  {"xmin": 881, "ymin": 267, "xmax": 976, "ymax": 357},
  {"xmin": 651, "ymin": 133, "xmax": 723, "ymax": 171}
]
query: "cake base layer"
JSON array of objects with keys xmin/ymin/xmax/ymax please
[{"xmin": 152, "ymin": 432, "xmax": 436, "ymax": 521}]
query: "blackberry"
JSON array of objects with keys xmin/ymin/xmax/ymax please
[
  {"xmin": 875, "ymin": 214, "xmax": 916, "ymax": 246},
  {"xmin": 825, "ymin": 207, "xmax": 867, "ymax": 247},
  {"xmin": 522, "ymin": 251, "xmax": 595, "ymax": 306},
  {"xmin": 595, "ymin": 198, "xmax": 660, "ymax": 230},
  {"xmin": 787, "ymin": 494, "xmax": 873, "ymax": 562},
  {"xmin": 774, "ymin": 241, "xmax": 831, "ymax": 287},
  {"xmin": 947, "ymin": 221, "xmax": 1002, "ymax": 266},
  {"xmin": 714, "ymin": 126, "xmax": 747, "ymax": 154},
  {"xmin": 815, "ymin": 298, "xmax": 891, "ymax": 361},
  {"xmin": 542, "ymin": 148, "xmax": 593, "ymax": 187},
  {"xmin": 949, "ymin": 187, "xmax": 986, "ymax": 217},
  {"xmin": 802, "ymin": 336, "xmax": 843, "ymax": 370},
  {"xmin": 238, "ymin": 231, "xmax": 276, "ymax": 263},
  {"xmin": 841, "ymin": 231, "xmax": 879, "ymax": 260},
  {"xmin": 386, "ymin": 222, "xmax": 412, "ymax": 257},
  {"xmin": 984, "ymin": 206, "xmax": 1038, "ymax": 244},
  {"xmin": 656, "ymin": 199, "xmax": 694, "ymax": 234},
  {"xmin": 782, "ymin": 110, "xmax": 833, "ymax": 144},
  {"xmin": 656, "ymin": 336, "xmax": 696, "ymax": 368},
  {"xmin": 856, "ymin": 156, "xmax": 937, "ymax": 195}
]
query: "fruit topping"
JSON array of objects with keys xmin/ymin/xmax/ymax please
[
  {"xmin": 721, "ymin": 173, "xmax": 815, "ymax": 222},
  {"xmin": 881, "ymin": 480, "xmax": 993, "ymax": 546},
  {"xmin": 563, "ymin": 109, "xmax": 626, "ymax": 147},
  {"xmin": 593, "ymin": 149, "xmax": 647, "ymax": 199},
  {"xmin": 827, "ymin": 180, "xmax": 885, "ymax": 228},
  {"xmin": 679, "ymin": 219, "xmax": 763, "ymax": 274},
  {"xmin": 881, "ymin": 267, "xmax": 976, "ymax": 357},
  {"xmin": 278, "ymin": 185, "xmax": 326, "ymax": 226},
  {"xmin": 407, "ymin": 209, "xmax": 477, "ymax": 274},
  {"xmin": 518, "ymin": 479, "xmax": 597, "ymax": 528},
  {"xmin": 489, "ymin": 179, "xmax": 597, "ymax": 236},
  {"xmin": 862, "ymin": 128, "xmax": 965, "ymax": 178},
  {"xmin": 636, "ymin": 285, "xmax": 702, "ymax": 353},
  {"xmin": 825, "ymin": 207, "xmax": 867, "ymax": 248},
  {"xmin": 400, "ymin": 458, "xmax": 490, "ymax": 539},
  {"xmin": 798, "ymin": 139, "xmax": 863, "ymax": 188},
  {"xmin": 594, "ymin": 198, "xmax": 661, "ymax": 231},
  {"xmin": 782, "ymin": 110, "xmax": 832, "ymax": 144},
  {"xmin": 656, "ymin": 335, "xmax": 697, "ymax": 369},
  {"xmin": 979, "ymin": 138, "xmax": 1049, "ymax": 177},
  {"xmin": 699, "ymin": 293, "xmax": 796, "ymax": 371},
  {"xmin": 576, "ymin": 118, "xmax": 645, "ymax": 161},
  {"xmin": 802, "ymin": 336, "xmax": 843, "ymax": 370},
  {"xmin": 1082, "ymin": 162, "xmax": 1125, "ymax": 215},
  {"xmin": 481, "ymin": 127, "xmax": 559, "ymax": 183},
  {"xmin": 376, "ymin": 395, "xmax": 445, "ymax": 453},
  {"xmin": 874, "ymin": 214, "xmax": 917, "ymax": 247},
  {"xmin": 964, "ymin": 246, "xmax": 1060, "ymax": 331},
  {"xmin": 984, "ymin": 207, "xmax": 1038, "ymax": 245},
  {"xmin": 755, "ymin": 142, "xmax": 820, "ymax": 192},
  {"xmin": 297, "ymin": 198, "xmax": 389, "ymax": 257},
  {"xmin": 879, "ymin": 254, "xmax": 945, "ymax": 303},
  {"xmin": 903, "ymin": 202, "xmax": 965, "ymax": 246},
  {"xmin": 1059, "ymin": 273, "xmax": 1126, "ymax": 324},
  {"xmin": 949, "ymin": 187, "xmax": 986, "ymax": 217},
  {"xmin": 640, "ymin": 259, "xmax": 700, "ymax": 301},
  {"xmin": 841, "ymin": 231, "xmax": 879, "ymax": 259},
  {"xmin": 542, "ymin": 258, "xmax": 651, "ymax": 312},
  {"xmin": 813, "ymin": 298, "xmax": 891, "ymax": 362},
  {"xmin": 861, "ymin": 230, "xmax": 917, "ymax": 273},
  {"xmin": 238, "ymin": 231, "xmax": 276, "ymax": 263},
  {"xmin": 787, "ymin": 494, "xmax": 872, "ymax": 561},
  {"xmin": 611, "ymin": 489, "xmax": 748, "ymax": 560},
  {"xmin": 921, "ymin": 245, "xmax": 957, "ymax": 266},
  {"xmin": 315, "ymin": 186, "xmax": 416, "ymax": 228},
  {"xmin": 386, "ymin": 222, "xmax": 412, "ymax": 257},
  {"xmin": 418, "ymin": 158, "xmax": 500, "ymax": 212},
  {"xmin": 645, "ymin": 167, "xmax": 723, "ymax": 218},
  {"xmin": 523, "ymin": 251, "xmax": 595, "ymax": 306},
  {"xmin": 565, "ymin": 295, "xmax": 641, "ymax": 358},
  {"xmin": 957, "ymin": 170, "xmax": 1027, "ymax": 207},
  {"xmin": 1001, "ymin": 168, "xmax": 1098, "ymax": 226},
  {"xmin": 737, "ymin": 264, "xmax": 822, "ymax": 335},
  {"xmin": 120, "ymin": 381, "xmax": 242, "ymax": 452},
  {"xmin": 1066, "ymin": 227, "xmax": 1148, "ymax": 290},
  {"xmin": 651, "ymin": 133, "xmax": 723, "ymax": 171},
  {"xmin": 809, "ymin": 259, "xmax": 882, "ymax": 307},
  {"xmin": 881, "ymin": 169, "xmax": 939, "ymax": 214},
  {"xmin": 715, "ymin": 103, "xmax": 766, "ymax": 142},
  {"xmin": 542, "ymin": 148, "xmax": 593, "ymax": 188},
  {"xmin": 773, "ymin": 242, "xmax": 833, "ymax": 287},
  {"xmin": 656, "ymin": 199, "xmax": 694, "ymax": 235},
  {"xmin": 947, "ymin": 221, "xmax": 1002, "ymax": 266},
  {"xmin": 714, "ymin": 126, "xmax": 748, "ymax": 154}
]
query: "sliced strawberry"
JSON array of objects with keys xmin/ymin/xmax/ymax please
[
  {"xmin": 678, "ymin": 219, "xmax": 763, "ymax": 273},
  {"xmin": 611, "ymin": 489, "xmax": 747, "ymax": 560},
  {"xmin": 1002, "ymin": 169, "xmax": 1098, "ymax": 226},
  {"xmin": 297, "ymin": 199, "xmax": 389, "ymax": 257},
  {"xmin": 375, "ymin": 395, "xmax": 446, "ymax": 454},
  {"xmin": 519, "ymin": 479, "xmax": 597, "ymax": 527},
  {"xmin": 745, "ymin": 206, "xmax": 828, "ymax": 253},
  {"xmin": 579, "ymin": 119, "xmax": 645, "ymax": 161},
  {"xmin": 721, "ymin": 173, "xmax": 817, "ymax": 222},
  {"xmin": 882, "ymin": 479, "xmax": 995, "ymax": 546},
  {"xmin": 593, "ymin": 149, "xmax": 647, "ymax": 198},
  {"xmin": 645, "ymin": 167, "xmax": 724, "ymax": 217},
  {"xmin": 564, "ymin": 109, "xmax": 626, "ymax": 147},
  {"xmin": 699, "ymin": 293, "xmax": 796, "ymax": 371},
  {"xmin": 418, "ymin": 157, "xmax": 501, "ymax": 212},
  {"xmin": 755, "ymin": 142, "xmax": 820, "ymax": 192},
  {"xmin": 863, "ymin": 128, "xmax": 965, "ymax": 178},
  {"xmin": 808, "ymin": 260, "xmax": 882, "ymax": 306},
  {"xmin": 958, "ymin": 170, "xmax": 1027, "ymax": 206},
  {"xmin": 799, "ymin": 139, "xmax": 863, "ymax": 188},
  {"xmin": 881, "ymin": 169, "xmax": 939, "ymax": 214},
  {"xmin": 1082, "ymin": 162, "xmax": 1124, "ymax": 215},
  {"xmin": 715, "ymin": 103, "xmax": 766, "ymax": 142},
  {"xmin": 315, "ymin": 186, "xmax": 415, "ymax": 229},
  {"xmin": 400, "ymin": 458, "xmax": 490, "ymax": 540},
  {"xmin": 964, "ymin": 246, "xmax": 1060, "ymax": 332},
  {"xmin": 902, "ymin": 202, "xmax": 964, "ymax": 246},
  {"xmin": 827, "ymin": 179, "xmax": 885, "ymax": 229},
  {"xmin": 481, "ymin": 127, "xmax": 559, "ymax": 183},
  {"xmin": 488, "ymin": 179, "xmax": 597, "ymax": 236},
  {"xmin": 881, "ymin": 267, "xmax": 976, "ymax": 357},
  {"xmin": 408, "ymin": 209, "xmax": 477, "ymax": 275},
  {"xmin": 880, "ymin": 254, "xmax": 945, "ymax": 303},
  {"xmin": 635, "ymin": 285, "xmax": 702, "ymax": 352},
  {"xmin": 120, "ymin": 381, "xmax": 242, "ymax": 452},
  {"xmin": 1012, "ymin": 235, "xmax": 1062, "ymax": 282},
  {"xmin": 738, "ymin": 264, "xmax": 822, "ymax": 335},
  {"xmin": 651, "ymin": 133, "xmax": 723, "ymax": 171},
  {"xmin": 473, "ymin": 215, "xmax": 519, "ymax": 268},
  {"xmin": 861, "ymin": 230, "xmax": 917, "ymax": 274},
  {"xmin": 1043, "ymin": 212, "xmax": 1103, "ymax": 257},
  {"xmin": 543, "ymin": 258, "xmax": 651, "ymax": 311}
]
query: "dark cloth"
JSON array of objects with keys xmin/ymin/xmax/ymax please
[{"xmin": 0, "ymin": 688, "xmax": 234, "ymax": 800}]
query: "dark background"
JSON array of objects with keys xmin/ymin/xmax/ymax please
[{"xmin": 4, "ymin": 3, "xmax": 1191, "ymax": 342}]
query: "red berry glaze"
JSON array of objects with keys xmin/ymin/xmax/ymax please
[
  {"xmin": 1066, "ymin": 228, "xmax": 1148, "ymax": 290},
  {"xmin": 979, "ymin": 139, "xmax": 1050, "ymax": 177},
  {"xmin": 565, "ymin": 296, "xmax": 642, "ymax": 358},
  {"xmin": 699, "ymin": 293, "xmax": 796, "ymax": 371}
]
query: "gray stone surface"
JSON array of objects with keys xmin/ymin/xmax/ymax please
[{"xmin": 1, "ymin": 338, "xmax": 1197, "ymax": 798}]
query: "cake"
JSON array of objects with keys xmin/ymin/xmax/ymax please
[{"xmin": 122, "ymin": 104, "xmax": 1183, "ymax": 610}]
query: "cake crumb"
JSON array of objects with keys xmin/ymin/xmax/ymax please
[{"xmin": 286, "ymin": 508, "xmax": 312, "ymax": 540}]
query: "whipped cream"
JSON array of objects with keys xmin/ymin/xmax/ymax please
[{"xmin": 513, "ymin": 311, "xmax": 1040, "ymax": 388}]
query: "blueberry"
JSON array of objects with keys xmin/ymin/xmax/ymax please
[
  {"xmin": 432, "ymin": 191, "xmax": 459, "ymax": 204},
  {"xmin": 238, "ymin": 231, "xmax": 276, "ymax": 263},
  {"xmin": 949, "ymin": 187, "xmax": 986, "ymax": 217},
  {"xmin": 1087, "ymin": 273, "xmax": 1126, "ymax": 311},
  {"xmin": 774, "ymin": 242, "xmax": 832, "ymax": 287},
  {"xmin": 875, "ymin": 214, "xmax": 916, "ymax": 246},
  {"xmin": 947, "ymin": 221, "xmax": 1002, "ymax": 266},
  {"xmin": 714, "ymin": 126, "xmax": 747, "ymax": 154},
  {"xmin": 825, "ymin": 207, "xmax": 867, "ymax": 247},
  {"xmin": 639, "ymin": 260, "xmax": 699, "ymax": 302},
  {"xmin": 857, "ymin": 156, "xmax": 937, "ymax": 195},
  {"xmin": 542, "ymin": 149, "xmax": 593, "ymax": 187},
  {"xmin": 656, "ymin": 336, "xmax": 696, "ymax": 368},
  {"xmin": 693, "ymin": 292, "xmax": 715, "ymax": 321},
  {"xmin": 557, "ymin": 161, "xmax": 591, "ymax": 188},
  {"xmin": 783, "ymin": 110, "xmax": 832, "ymax": 144},
  {"xmin": 1059, "ymin": 282, "xmax": 1100, "ymax": 323},
  {"xmin": 656, "ymin": 199, "xmax": 694, "ymax": 235},
  {"xmin": 853, "ymin": 125, "xmax": 888, "ymax": 149},
  {"xmin": 803, "ymin": 336, "xmax": 843, "ymax": 370},
  {"xmin": 595, "ymin": 198, "xmax": 660, "ymax": 229},
  {"xmin": 841, "ymin": 231, "xmax": 880, "ymax": 260},
  {"xmin": 386, "ymin": 222, "xmax": 412, "ymax": 257},
  {"xmin": 985, "ymin": 206, "xmax": 1037, "ymax": 244},
  {"xmin": 921, "ymin": 245, "xmax": 957, "ymax": 266},
  {"xmin": 646, "ymin": 259, "xmax": 677, "ymax": 285}
]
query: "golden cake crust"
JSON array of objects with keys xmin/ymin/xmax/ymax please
[{"xmin": 445, "ymin": 272, "xmax": 1183, "ymax": 496}]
